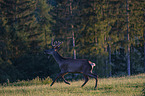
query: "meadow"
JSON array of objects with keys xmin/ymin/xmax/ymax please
[{"xmin": 0, "ymin": 74, "xmax": 145, "ymax": 96}]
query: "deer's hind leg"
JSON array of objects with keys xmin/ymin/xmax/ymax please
[
  {"xmin": 62, "ymin": 75, "xmax": 70, "ymax": 85},
  {"xmin": 81, "ymin": 74, "xmax": 89, "ymax": 87},
  {"xmin": 87, "ymin": 73, "xmax": 98, "ymax": 89}
]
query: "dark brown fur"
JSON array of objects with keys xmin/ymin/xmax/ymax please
[{"xmin": 44, "ymin": 43, "xmax": 98, "ymax": 89}]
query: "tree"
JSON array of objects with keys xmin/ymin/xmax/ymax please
[
  {"xmin": 50, "ymin": 0, "xmax": 80, "ymax": 58},
  {"xmin": 35, "ymin": 0, "xmax": 53, "ymax": 49},
  {"xmin": 144, "ymin": 8, "xmax": 145, "ymax": 73},
  {"xmin": 126, "ymin": 0, "xmax": 131, "ymax": 76},
  {"xmin": 127, "ymin": 0, "xmax": 145, "ymax": 74},
  {"xmin": 0, "ymin": 0, "xmax": 46, "ymax": 83},
  {"xmin": 0, "ymin": 0, "xmax": 37, "ymax": 57},
  {"xmin": 69, "ymin": 0, "xmax": 76, "ymax": 59}
]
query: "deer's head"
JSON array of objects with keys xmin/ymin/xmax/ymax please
[{"xmin": 44, "ymin": 41, "xmax": 63, "ymax": 55}]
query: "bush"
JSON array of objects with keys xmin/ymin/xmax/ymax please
[
  {"xmin": 0, "ymin": 58, "xmax": 23, "ymax": 84},
  {"xmin": 7, "ymin": 76, "xmax": 52, "ymax": 86}
]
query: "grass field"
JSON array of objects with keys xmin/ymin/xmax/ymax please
[{"xmin": 0, "ymin": 74, "xmax": 145, "ymax": 96}]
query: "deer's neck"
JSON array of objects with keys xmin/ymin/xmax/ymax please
[{"xmin": 52, "ymin": 51, "xmax": 64, "ymax": 64}]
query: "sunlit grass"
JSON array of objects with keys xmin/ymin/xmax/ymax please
[{"xmin": 0, "ymin": 74, "xmax": 145, "ymax": 96}]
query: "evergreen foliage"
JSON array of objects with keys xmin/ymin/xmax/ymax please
[{"xmin": 0, "ymin": 0, "xmax": 145, "ymax": 84}]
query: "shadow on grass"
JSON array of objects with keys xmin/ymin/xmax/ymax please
[{"xmin": 83, "ymin": 85, "xmax": 113, "ymax": 91}]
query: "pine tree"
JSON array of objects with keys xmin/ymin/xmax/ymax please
[
  {"xmin": 0, "ymin": 0, "xmax": 37, "ymax": 57},
  {"xmin": 50, "ymin": 0, "xmax": 79, "ymax": 58},
  {"xmin": 127, "ymin": 0, "xmax": 145, "ymax": 74},
  {"xmin": 35, "ymin": 0, "xmax": 53, "ymax": 49},
  {"xmin": 0, "ymin": 0, "xmax": 41, "ymax": 83}
]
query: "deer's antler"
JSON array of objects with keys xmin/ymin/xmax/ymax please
[{"xmin": 51, "ymin": 39, "xmax": 63, "ymax": 48}]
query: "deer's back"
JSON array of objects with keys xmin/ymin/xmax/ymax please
[{"xmin": 60, "ymin": 58, "xmax": 92, "ymax": 73}]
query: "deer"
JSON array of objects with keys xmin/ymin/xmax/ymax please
[{"xmin": 44, "ymin": 41, "xmax": 98, "ymax": 89}]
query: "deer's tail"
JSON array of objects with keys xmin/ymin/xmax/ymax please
[{"xmin": 88, "ymin": 61, "xmax": 96, "ymax": 67}]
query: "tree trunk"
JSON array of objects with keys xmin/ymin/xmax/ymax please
[
  {"xmin": 45, "ymin": 29, "xmax": 47, "ymax": 48},
  {"xmin": 144, "ymin": 9, "xmax": 145, "ymax": 73},
  {"xmin": 108, "ymin": 44, "xmax": 112, "ymax": 77},
  {"xmin": 69, "ymin": 0, "xmax": 76, "ymax": 59},
  {"xmin": 126, "ymin": 0, "xmax": 131, "ymax": 76},
  {"xmin": 72, "ymin": 26, "xmax": 76, "ymax": 59}
]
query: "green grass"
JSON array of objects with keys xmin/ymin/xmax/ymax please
[{"xmin": 0, "ymin": 74, "xmax": 145, "ymax": 96}]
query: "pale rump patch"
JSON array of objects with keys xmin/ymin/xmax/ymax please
[{"xmin": 88, "ymin": 61, "xmax": 96, "ymax": 67}]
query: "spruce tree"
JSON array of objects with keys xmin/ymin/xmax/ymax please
[{"xmin": 35, "ymin": 0, "xmax": 53, "ymax": 49}]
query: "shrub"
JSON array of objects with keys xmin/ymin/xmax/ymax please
[{"xmin": 7, "ymin": 76, "xmax": 52, "ymax": 86}]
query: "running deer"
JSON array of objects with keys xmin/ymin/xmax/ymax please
[{"xmin": 44, "ymin": 41, "xmax": 98, "ymax": 89}]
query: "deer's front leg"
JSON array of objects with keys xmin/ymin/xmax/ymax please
[{"xmin": 50, "ymin": 72, "xmax": 66, "ymax": 86}]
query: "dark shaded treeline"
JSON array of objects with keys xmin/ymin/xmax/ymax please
[{"xmin": 0, "ymin": 0, "xmax": 145, "ymax": 84}]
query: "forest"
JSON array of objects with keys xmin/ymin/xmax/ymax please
[{"xmin": 0, "ymin": 0, "xmax": 145, "ymax": 84}]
